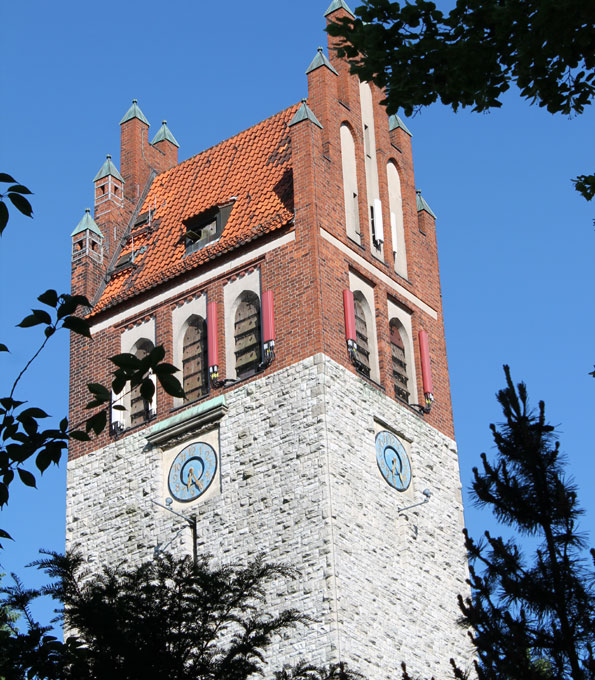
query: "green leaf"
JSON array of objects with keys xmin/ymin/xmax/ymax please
[
  {"xmin": 0, "ymin": 200, "xmax": 8, "ymax": 236},
  {"xmin": 0, "ymin": 343, "xmax": 8, "ymax": 352},
  {"xmin": 36, "ymin": 449, "xmax": 52, "ymax": 473},
  {"xmin": 17, "ymin": 313, "xmax": 43, "ymax": 328},
  {"xmin": 153, "ymin": 362, "xmax": 179, "ymax": 376},
  {"xmin": 38, "ymin": 289, "xmax": 59, "ymax": 307},
  {"xmin": 87, "ymin": 383, "xmax": 110, "ymax": 402},
  {"xmin": 86, "ymin": 410, "xmax": 107, "ymax": 436},
  {"xmin": 0, "ymin": 173, "xmax": 17, "ymax": 183},
  {"xmin": 57, "ymin": 294, "xmax": 90, "ymax": 319},
  {"xmin": 17, "ymin": 468, "xmax": 36, "ymax": 488},
  {"xmin": 0, "ymin": 528, "xmax": 13, "ymax": 540},
  {"xmin": 110, "ymin": 353, "xmax": 140, "ymax": 369},
  {"xmin": 8, "ymin": 192, "xmax": 33, "ymax": 217},
  {"xmin": 44, "ymin": 326, "xmax": 56, "ymax": 338},
  {"xmin": 157, "ymin": 373, "xmax": 185, "ymax": 398},
  {"xmin": 69, "ymin": 430, "xmax": 91, "ymax": 442},
  {"xmin": 31, "ymin": 308, "xmax": 52, "ymax": 325},
  {"xmin": 0, "ymin": 482, "xmax": 8, "ymax": 506},
  {"xmin": 19, "ymin": 407, "xmax": 49, "ymax": 419},
  {"xmin": 140, "ymin": 378, "xmax": 155, "ymax": 402},
  {"xmin": 7, "ymin": 184, "xmax": 32, "ymax": 195},
  {"xmin": 112, "ymin": 374, "xmax": 127, "ymax": 395},
  {"xmin": 60, "ymin": 417, "xmax": 68, "ymax": 432},
  {"xmin": 148, "ymin": 345, "xmax": 166, "ymax": 365},
  {"xmin": 62, "ymin": 316, "xmax": 92, "ymax": 338}
]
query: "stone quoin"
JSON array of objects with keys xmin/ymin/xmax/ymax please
[{"xmin": 67, "ymin": 3, "xmax": 473, "ymax": 678}]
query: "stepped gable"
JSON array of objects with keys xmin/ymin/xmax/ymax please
[{"xmin": 92, "ymin": 103, "xmax": 299, "ymax": 315}]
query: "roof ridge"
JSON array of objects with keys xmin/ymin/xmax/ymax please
[{"xmin": 155, "ymin": 102, "xmax": 300, "ymax": 181}]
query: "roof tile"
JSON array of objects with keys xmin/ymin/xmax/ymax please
[{"xmin": 93, "ymin": 104, "xmax": 299, "ymax": 315}]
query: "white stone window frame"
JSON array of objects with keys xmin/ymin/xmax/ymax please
[
  {"xmin": 340, "ymin": 123, "xmax": 361, "ymax": 245},
  {"xmin": 387, "ymin": 160, "xmax": 407, "ymax": 279},
  {"xmin": 116, "ymin": 317, "xmax": 157, "ymax": 429},
  {"xmin": 386, "ymin": 299, "xmax": 418, "ymax": 405},
  {"xmin": 224, "ymin": 269, "xmax": 261, "ymax": 381},
  {"xmin": 349, "ymin": 270, "xmax": 380, "ymax": 383},
  {"xmin": 172, "ymin": 294, "xmax": 208, "ymax": 409},
  {"xmin": 359, "ymin": 82, "xmax": 384, "ymax": 261}
]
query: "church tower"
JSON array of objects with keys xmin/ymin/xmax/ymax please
[{"xmin": 66, "ymin": 4, "xmax": 472, "ymax": 678}]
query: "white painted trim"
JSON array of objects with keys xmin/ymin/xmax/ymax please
[
  {"xmin": 90, "ymin": 231, "xmax": 296, "ymax": 334},
  {"xmin": 319, "ymin": 228, "xmax": 438, "ymax": 320},
  {"xmin": 224, "ymin": 270, "xmax": 261, "ymax": 380},
  {"xmin": 349, "ymin": 271, "xmax": 380, "ymax": 383}
]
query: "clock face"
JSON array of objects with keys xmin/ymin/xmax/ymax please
[
  {"xmin": 168, "ymin": 441, "xmax": 217, "ymax": 503},
  {"xmin": 375, "ymin": 430, "xmax": 411, "ymax": 491}
]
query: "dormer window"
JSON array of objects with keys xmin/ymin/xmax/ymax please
[{"xmin": 184, "ymin": 202, "xmax": 234, "ymax": 255}]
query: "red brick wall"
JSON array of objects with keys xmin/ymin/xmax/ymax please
[{"xmin": 69, "ymin": 33, "xmax": 455, "ymax": 459}]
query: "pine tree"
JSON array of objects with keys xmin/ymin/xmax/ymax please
[{"xmin": 457, "ymin": 366, "xmax": 595, "ymax": 680}]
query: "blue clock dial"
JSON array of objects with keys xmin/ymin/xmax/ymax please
[
  {"xmin": 168, "ymin": 442, "xmax": 217, "ymax": 503},
  {"xmin": 375, "ymin": 430, "xmax": 411, "ymax": 491}
]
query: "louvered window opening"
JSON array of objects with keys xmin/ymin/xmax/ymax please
[
  {"xmin": 183, "ymin": 317, "xmax": 208, "ymax": 402},
  {"xmin": 235, "ymin": 295, "xmax": 261, "ymax": 378},
  {"xmin": 130, "ymin": 341, "xmax": 153, "ymax": 427},
  {"xmin": 390, "ymin": 321, "xmax": 409, "ymax": 403},
  {"xmin": 354, "ymin": 298, "xmax": 371, "ymax": 377}
]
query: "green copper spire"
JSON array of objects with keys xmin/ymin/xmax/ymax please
[
  {"xmin": 416, "ymin": 190, "xmax": 436, "ymax": 219},
  {"xmin": 93, "ymin": 154, "xmax": 124, "ymax": 182},
  {"xmin": 288, "ymin": 99, "xmax": 323, "ymax": 129},
  {"xmin": 306, "ymin": 47, "xmax": 338, "ymax": 76},
  {"xmin": 71, "ymin": 208, "xmax": 103, "ymax": 237},
  {"xmin": 324, "ymin": 0, "xmax": 355, "ymax": 18},
  {"xmin": 151, "ymin": 120, "xmax": 180, "ymax": 147},
  {"xmin": 120, "ymin": 98, "xmax": 150, "ymax": 125},
  {"xmin": 389, "ymin": 114, "xmax": 412, "ymax": 137}
]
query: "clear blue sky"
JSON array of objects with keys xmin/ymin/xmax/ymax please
[{"xmin": 2, "ymin": 0, "xmax": 594, "ymax": 624}]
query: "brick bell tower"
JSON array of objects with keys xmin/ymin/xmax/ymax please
[{"xmin": 67, "ymin": 3, "xmax": 472, "ymax": 678}]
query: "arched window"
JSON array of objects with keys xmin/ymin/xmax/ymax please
[
  {"xmin": 130, "ymin": 339, "xmax": 155, "ymax": 427},
  {"xmin": 234, "ymin": 292, "xmax": 261, "ymax": 379},
  {"xmin": 390, "ymin": 319, "xmax": 410, "ymax": 403},
  {"xmin": 354, "ymin": 292, "xmax": 371, "ymax": 377},
  {"xmin": 387, "ymin": 161, "xmax": 407, "ymax": 277},
  {"xmin": 182, "ymin": 316, "xmax": 208, "ymax": 402},
  {"xmin": 340, "ymin": 124, "xmax": 361, "ymax": 243}
]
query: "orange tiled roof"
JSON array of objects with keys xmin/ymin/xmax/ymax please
[{"xmin": 92, "ymin": 104, "xmax": 299, "ymax": 315}]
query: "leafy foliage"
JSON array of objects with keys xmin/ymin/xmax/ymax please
[
  {"xmin": 0, "ymin": 182, "xmax": 184, "ymax": 544},
  {"xmin": 326, "ymin": 0, "xmax": 595, "ymax": 200},
  {"xmin": 0, "ymin": 552, "xmax": 361, "ymax": 680},
  {"xmin": 0, "ymin": 174, "xmax": 33, "ymax": 236}
]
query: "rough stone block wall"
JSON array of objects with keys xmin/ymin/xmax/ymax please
[{"xmin": 66, "ymin": 355, "xmax": 472, "ymax": 678}]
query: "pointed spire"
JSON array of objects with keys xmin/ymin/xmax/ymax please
[
  {"xmin": 120, "ymin": 98, "xmax": 149, "ymax": 125},
  {"xmin": 71, "ymin": 208, "xmax": 103, "ymax": 237},
  {"xmin": 93, "ymin": 154, "xmax": 124, "ymax": 182},
  {"xmin": 416, "ymin": 190, "xmax": 436, "ymax": 219},
  {"xmin": 288, "ymin": 99, "xmax": 323, "ymax": 129},
  {"xmin": 324, "ymin": 0, "xmax": 355, "ymax": 18},
  {"xmin": 151, "ymin": 120, "xmax": 180, "ymax": 147},
  {"xmin": 306, "ymin": 47, "xmax": 339, "ymax": 76},
  {"xmin": 389, "ymin": 114, "xmax": 412, "ymax": 137}
]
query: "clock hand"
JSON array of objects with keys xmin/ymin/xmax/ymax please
[
  {"xmin": 186, "ymin": 467, "xmax": 201, "ymax": 490},
  {"xmin": 391, "ymin": 457, "xmax": 404, "ymax": 485}
]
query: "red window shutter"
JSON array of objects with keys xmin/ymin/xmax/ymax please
[
  {"xmin": 418, "ymin": 329, "xmax": 433, "ymax": 397},
  {"xmin": 343, "ymin": 289, "xmax": 356, "ymax": 343},
  {"xmin": 207, "ymin": 301, "xmax": 219, "ymax": 369},
  {"xmin": 262, "ymin": 290, "xmax": 275, "ymax": 345}
]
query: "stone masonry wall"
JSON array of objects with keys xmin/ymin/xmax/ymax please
[{"xmin": 66, "ymin": 355, "xmax": 473, "ymax": 678}]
